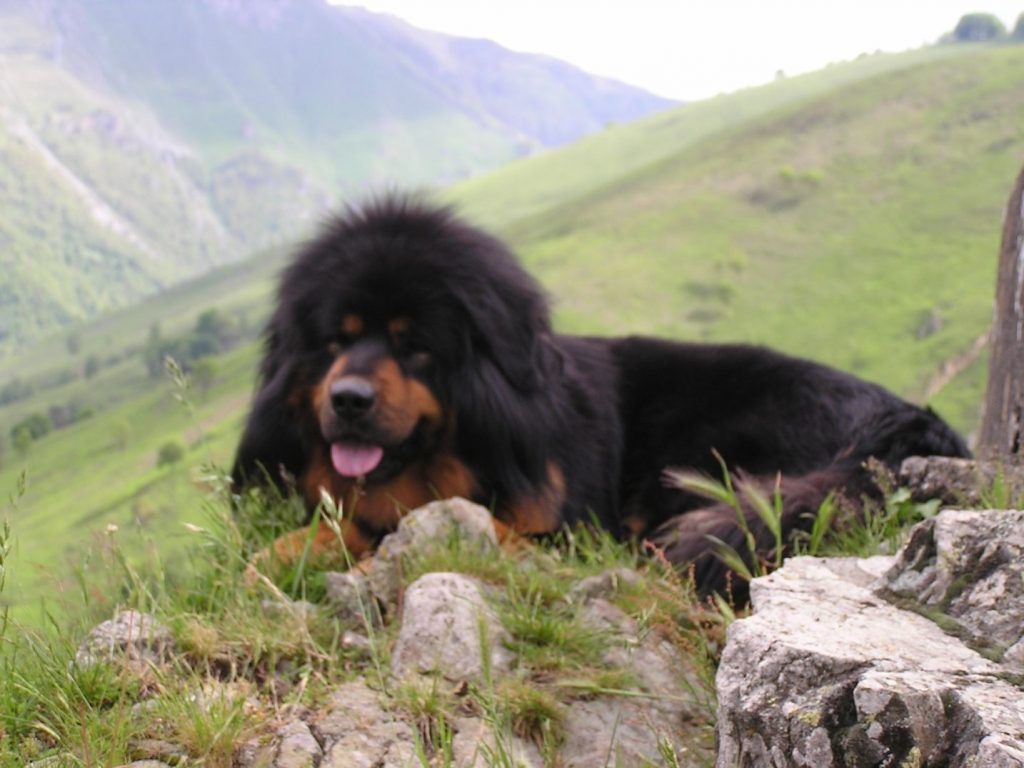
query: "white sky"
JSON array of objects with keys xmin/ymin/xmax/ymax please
[{"xmin": 336, "ymin": 1, "xmax": 1023, "ymax": 100}]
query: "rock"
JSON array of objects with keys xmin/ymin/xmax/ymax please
[
  {"xmin": 323, "ymin": 570, "xmax": 381, "ymax": 629},
  {"xmin": 313, "ymin": 681, "xmax": 415, "ymax": 768},
  {"xmin": 899, "ymin": 455, "xmax": 1024, "ymax": 506},
  {"xmin": 273, "ymin": 720, "xmax": 322, "ymax": 768},
  {"xmin": 715, "ymin": 512, "xmax": 1024, "ymax": 768},
  {"xmin": 27, "ymin": 758, "xmax": 76, "ymax": 768},
  {"xmin": 390, "ymin": 572, "xmax": 513, "ymax": 682},
  {"xmin": 76, "ymin": 610, "xmax": 174, "ymax": 667},
  {"xmin": 450, "ymin": 716, "xmax": 544, "ymax": 768},
  {"xmin": 568, "ymin": 567, "xmax": 643, "ymax": 602},
  {"xmin": 340, "ymin": 630, "xmax": 372, "ymax": 653},
  {"xmin": 882, "ymin": 508, "xmax": 1024, "ymax": 661},
  {"xmin": 559, "ymin": 598, "xmax": 697, "ymax": 767},
  {"xmin": 368, "ymin": 497, "xmax": 498, "ymax": 607}
]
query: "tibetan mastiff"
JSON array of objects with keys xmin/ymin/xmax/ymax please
[{"xmin": 233, "ymin": 196, "xmax": 969, "ymax": 595}]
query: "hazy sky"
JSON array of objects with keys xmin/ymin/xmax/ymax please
[{"xmin": 338, "ymin": 1, "xmax": 1023, "ymax": 100}]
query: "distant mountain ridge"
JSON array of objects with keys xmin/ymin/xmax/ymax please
[{"xmin": 0, "ymin": 0, "xmax": 672, "ymax": 355}]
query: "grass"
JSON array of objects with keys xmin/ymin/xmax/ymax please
[
  {"xmin": 499, "ymin": 581, "xmax": 607, "ymax": 672},
  {"xmin": 1, "ymin": 423, "xmax": 991, "ymax": 766},
  {"xmin": 0, "ymin": 464, "xmax": 722, "ymax": 765},
  {"xmin": 0, "ymin": 339, "xmax": 267, "ymax": 623},
  {"xmin": 665, "ymin": 456, "xmax": 949, "ymax": 594}
]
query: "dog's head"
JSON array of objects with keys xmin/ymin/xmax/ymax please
[{"xmin": 234, "ymin": 196, "xmax": 560, "ymax": 503}]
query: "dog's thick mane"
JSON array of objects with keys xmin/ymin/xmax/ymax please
[{"xmin": 244, "ymin": 196, "xmax": 572, "ymax": 506}]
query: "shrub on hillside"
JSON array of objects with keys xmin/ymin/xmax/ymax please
[
  {"xmin": 47, "ymin": 400, "xmax": 95, "ymax": 430},
  {"xmin": 12, "ymin": 426, "xmax": 31, "ymax": 457},
  {"xmin": 156, "ymin": 440, "xmax": 186, "ymax": 468},
  {"xmin": 142, "ymin": 309, "xmax": 240, "ymax": 378},
  {"xmin": 951, "ymin": 13, "xmax": 1007, "ymax": 42},
  {"xmin": 1014, "ymin": 13, "xmax": 1024, "ymax": 39},
  {"xmin": 10, "ymin": 412, "xmax": 52, "ymax": 441}
]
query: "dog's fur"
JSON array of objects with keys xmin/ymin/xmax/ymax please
[{"xmin": 233, "ymin": 197, "xmax": 969, "ymax": 594}]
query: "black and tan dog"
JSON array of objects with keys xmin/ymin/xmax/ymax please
[{"xmin": 233, "ymin": 196, "xmax": 969, "ymax": 594}]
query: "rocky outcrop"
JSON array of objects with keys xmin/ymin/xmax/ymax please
[
  {"xmin": 899, "ymin": 455, "xmax": 1024, "ymax": 507},
  {"xmin": 76, "ymin": 609, "xmax": 174, "ymax": 667},
  {"xmin": 884, "ymin": 508, "xmax": 1024, "ymax": 663},
  {"xmin": 390, "ymin": 571, "xmax": 513, "ymax": 682},
  {"xmin": 716, "ymin": 509, "xmax": 1024, "ymax": 768},
  {"xmin": 367, "ymin": 496, "xmax": 499, "ymax": 607},
  {"xmin": 91, "ymin": 498, "xmax": 704, "ymax": 768},
  {"xmin": 561, "ymin": 597, "xmax": 701, "ymax": 768},
  {"xmin": 233, "ymin": 562, "xmax": 701, "ymax": 768}
]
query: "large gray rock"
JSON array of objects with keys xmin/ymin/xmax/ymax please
[
  {"xmin": 716, "ymin": 511, "xmax": 1024, "ymax": 768},
  {"xmin": 560, "ymin": 598, "xmax": 698, "ymax": 768},
  {"xmin": 391, "ymin": 572, "xmax": 513, "ymax": 682},
  {"xmin": 450, "ymin": 716, "xmax": 545, "ymax": 768},
  {"xmin": 883, "ymin": 508, "xmax": 1024, "ymax": 663},
  {"xmin": 323, "ymin": 570, "xmax": 381, "ymax": 629},
  {"xmin": 899, "ymin": 456, "xmax": 1024, "ymax": 506},
  {"xmin": 368, "ymin": 497, "xmax": 498, "ymax": 607},
  {"xmin": 235, "ymin": 719, "xmax": 321, "ymax": 768},
  {"xmin": 313, "ymin": 681, "xmax": 416, "ymax": 768},
  {"xmin": 76, "ymin": 610, "xmax": 174, "ymax": 667}
]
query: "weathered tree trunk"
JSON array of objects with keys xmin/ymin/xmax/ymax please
[{"xmin": 978, "ymin": 165, "xmax": 1024, "ymax": 459}]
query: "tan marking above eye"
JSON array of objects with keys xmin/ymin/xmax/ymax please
[
  {"xmin": 341, "ymin": 314, "xmax": 364, "ymax": 338},
  {"xmin": 388, "ymin": 316, "xmax": 411, "ymax": 344}
]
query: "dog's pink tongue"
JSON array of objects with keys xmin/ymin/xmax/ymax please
[{"xmin": 330, "ymin": 442, "xmax": 384, "ymax": 478}]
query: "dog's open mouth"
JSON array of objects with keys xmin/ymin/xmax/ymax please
[{"xmin": 330, "ymin": 441, "xmax": 385, "ymax": 478}]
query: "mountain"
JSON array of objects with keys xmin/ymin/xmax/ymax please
[{"xmin": 0, "ymin": 0, "xmax": 672, "ymax": 355}]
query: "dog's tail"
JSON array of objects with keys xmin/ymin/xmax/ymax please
[{"xmin": 651, "ymin": 405, "xmax": 969, "ymax": 601}]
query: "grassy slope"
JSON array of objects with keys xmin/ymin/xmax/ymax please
[
  {"xmin": 2, "ymin": 342, "xmax": 259, "ymax": 621},
  {"xmin": 449, "ymin": 46, "xmax": 973, "ymax": 228},
  {"xmin": 3, "ymin": 42, "xmax": 1022, "ymax": 618},
  {"xmin": 4, "ymin": 244, "xmax": 284, "ymax": 385},
  {"xmin": 455, "ymin": 44, "xmax": 1021, "ymax": 432}
]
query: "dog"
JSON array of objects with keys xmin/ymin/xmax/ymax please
[{"xmin": 232, "ymin": 196, "xmax": 969, "ymax": 595}]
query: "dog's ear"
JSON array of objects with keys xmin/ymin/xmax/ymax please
[
  {"xmin": 452, "ymin": 352, "xmax": 559, "ymax": 504},
  {"xmin": 449, "ymin": 267, "xmax": 554, "ymax": 394},
  {"xmin": 231, "ymin": 324, "xmax": 307, "ymax": 492},
  {"xmin": 449, "ymin": 288, "xmax": 562, "ymax": 501}
]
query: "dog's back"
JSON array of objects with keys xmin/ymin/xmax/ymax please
[{"xmin": 598, "ymin": 336, "xmax": 968, "ymax": 594}]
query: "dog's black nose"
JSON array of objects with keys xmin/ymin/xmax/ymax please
[{"xmin": 330, "ymin": 377, "xmax": 376, "ymax": 417}]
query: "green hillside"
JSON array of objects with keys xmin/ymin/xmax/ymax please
[
  {"xmin": 2, "ymin": 41, "xmax": 1022, "ymax": 620},
  {"xmin": 454, "ymin": 44, "xmax": 1021, "ymax": 431}
]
